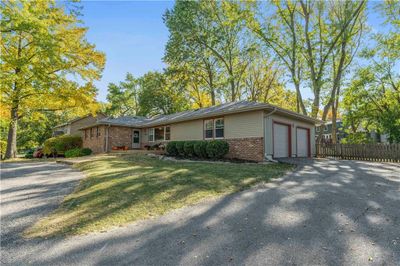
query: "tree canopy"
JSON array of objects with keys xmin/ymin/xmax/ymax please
[{"xmin": 1, "ymin": 0, "xmax": 105, "ymax": 158}]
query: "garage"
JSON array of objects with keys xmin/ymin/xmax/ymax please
[
  {"xmin": 296, "ymin": 127, "xmax": 310, "ymax": 157},
  {"xmin": 273, "ymin": 122, "xmax": 290, "ymax": 158}
]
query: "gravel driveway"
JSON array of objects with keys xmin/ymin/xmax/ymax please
[{"xmin": 1, "ymin": 159, "xmax": 399, "ymax": 265}]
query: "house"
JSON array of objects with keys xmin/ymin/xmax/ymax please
[
  {"xmin": 79, "ymin": 101, "xmax": 321, "ymax": 161},
  {"xmin": 316, "ymin": 120, "xmax": 390, "ymax": 144},
  {"xmin": 53, "ymin": 113, "xmax": 107, "ymax": 136},
  {"xmin": 315, "ymin": 120, "xmax": 347, "ymax": 144}
]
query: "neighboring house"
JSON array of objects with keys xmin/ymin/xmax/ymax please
[
  {"xmin": 80, "ymin": 101, "xmax": 321, "ymax": 161},
  {"xmin": 53, "ymin": 113, "xmax": 107, "ymax": 137},
  {"xmin": 316, "ymin": 120, "xmax": 390, "ymax": 144},
  {"xmin": 315, "ymin": 120, "xmax": 347, "ymax": 144}
]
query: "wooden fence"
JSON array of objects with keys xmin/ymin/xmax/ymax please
[{"xmin": 316, "ymin": 143, "xmax": 400, "ymax": 162}]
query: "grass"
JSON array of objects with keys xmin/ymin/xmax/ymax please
[{"xmin": 25, "ymin": 154, "xmax": 293, "ymax": 238}]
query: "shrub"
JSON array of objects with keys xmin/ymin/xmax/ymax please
[
  {"xmin": 65, "ymin": 148, "xmax": 82, "ymax": 158},
  {"xmin": 176, "ymin": 141, "xmax": 185, "ymax": 156},
  {"xmin": 43, "ymin": 135, "xmax": 82, "ymax": 156},
  {"xmin": 81, "ymin": 148, "xmax": 92, "ymax": 156},
  {"xmin": 193, "ymin": 141, "xmax": 208, "ymax": 158},
  {"xmin": 183, "ymin": 141, "xmax": 196, "ymax": 157},
  {"xmin": 166, "ymin": 141, "xmax": 178, "ymax": 156},
  {"xmin": 65, "ymin": 148, "xmax": 92, "ymax": 158},
  {"xmin": 54, "ymin": 135, "xmax": 82, "ymax": 153},
  {"xmin": 43, "ymin": 137, "xmax": 58, "ymax": 156},
  {"xmin": 24, "ymin": 148, "xmax": 35, "ymax": 159},
  {"xmin": 206, "ymin": 140, "xmax": 229, "ymax": 159}
]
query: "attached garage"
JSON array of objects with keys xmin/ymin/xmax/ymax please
[
  {"xmin": 273, "ymin": 122, "xmax": 291, "ymax": 158},
  {"xmin": 296, "ymin": 127, "xmax": 310, "ymax": 157},
  {"xmin": 264, "ymin": 112, "xmax": 318, "ymax": 160}
]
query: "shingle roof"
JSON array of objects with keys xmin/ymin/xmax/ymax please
[{"xmin": 79, "ymin": 101, "xmax": 321, "ymax": 130}]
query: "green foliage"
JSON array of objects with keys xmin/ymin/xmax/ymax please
[
  {"xmin": 65, "ymin": 148, "xmax": 92, "ymax": 158},
  {"xmin": 166, "ymin": 141, "xmax": 178, "ymax": 156},
  {"xmin": 24, "ymin": 148, "xmax": 35, "ymax": 159},
  {"xmin": 43, "ymin": 137, "xmax": 58, "ymax": 156},
  {"xmin": 175, "ymin": 141, "xmax": 185, "ymax": 156},
  {"xmin": 0, "ymin": 140, "xmax": 7, "ymax": 159},
  {"xmin": 1, "ymin": 0, "xmax": 105, "ymax": 158},
  {"xmin": 193, "ymin": 141, "xmax": 208, "ymax": 158},
  {"xmin": 341, "ymin": 133, "xmax": 373, "ymax": 144},
  {"xmin": 106, "ymin": 73, "xmax": 141, "ymax": 117},
  {"xmin": 206, "ymin": 140, "xmax": 229, "ymax": 159},
  {"xmin": 138, "ymin": 71, "xmax": 189, "ymax": 116},
  {"xmin": 43, "ymin": 135, "xmax": 82, "ymax": 155},
  {"xmin": 183, "ymin": 141, "xmax": 196, "ymax": 157}
]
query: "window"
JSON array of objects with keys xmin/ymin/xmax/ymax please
[
  {"xmin": 204, "ymin": 120, "xmax": 213, "ymax": 139},
  {"xmin": 155, "ymin": 127, "xmax": 164, "ymax": 141},
  {"xmin": 316, "ymin": 127, "xmax": 320, "ymax": 132},
  {"xmin": 96, "ymin": 127, "xmax": 100, "ymax": 137},
  {"xmin": 215, "ymin": 118, "xmax": 224, "ymax": 138},
  {"xmin": 165, "ymin": 126, "xmax": 171, "ymax": 140},
  {"xmin": 148, "ymin": 128, "xmax": 155, "ymax": 142}
]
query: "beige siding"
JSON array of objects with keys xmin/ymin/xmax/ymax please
[
  {"xmin": 224, "ymin": 111, "xmax": 264, "ymax": 139},
  {"xmin": 69, "ymin": 114, "xmax": 107, "ymax": 136},
  {"xmin": 171, "ymin": 120, "xmax": 203, "ymax": 140}
]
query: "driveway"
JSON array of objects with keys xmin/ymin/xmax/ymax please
[{"xmin": 1, "ymin": 159, "xmax": 399, "ymax": 265}]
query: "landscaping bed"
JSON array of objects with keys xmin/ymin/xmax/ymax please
[{"xmin": 25, "ymin": 153, "xmax": 293, "ymax": 238}]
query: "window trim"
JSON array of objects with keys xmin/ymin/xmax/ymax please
[
  {"xmin": 164, "ymin": 125, "xmax": 171, "ymax": 141},
  {"xmin": 148, "ymin": 128, "xmax": 155, "ymax": 142},
  {"xmin": 214, "ymin": 118, "xmax": 224, "ymax": 139},
  {"xmin": 204, "ymin": 119, "xmax": 214, "ymax": 140},
  {"xmin": 203, "ymin": 117, "xmax": 224, "ymax": 140}
]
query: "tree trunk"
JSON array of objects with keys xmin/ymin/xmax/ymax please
[
  {"xmin": 230, "ymin": 79, "xmax": 236, "ymax": 102},
  {"xmin": 331, "ymin": 106, "xmax": 337, "ymax": 144},
  {"xmin": 5, "ymin": 108, "xmax": 18, "ymax": 159}
]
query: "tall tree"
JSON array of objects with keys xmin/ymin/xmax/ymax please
[
  {"xmin": 106, "ymin": 73, "xmax": 140, "ymax": 117},
  {"xmin": 164, "ymin": 0, "xmax": 255, "ymax": 102},
  {"xmin": 342, "ymin": 0, "xmax": 400, "ymax": 143},
  {"xmin": 244, "ymin": 0, "xmax": 366, "ymax": 121},
  {"xmin": 138, "ymin": 71, "xmax": 189, "ymax": 117},
  {"xmin": 1, "ymin": 0, "xmax": 105, "ymax": 158}
]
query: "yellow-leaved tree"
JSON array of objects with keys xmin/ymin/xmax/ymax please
[{"xmin": 1, "ymin": 0, "xmax": 105, "ymax": 158}]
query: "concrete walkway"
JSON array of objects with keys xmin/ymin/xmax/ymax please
[{"xmin": 1, "ymin": 159, "xmax": 399, "ymax": 265}]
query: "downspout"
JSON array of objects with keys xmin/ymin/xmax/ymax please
[
  {"xmin": 264, "ymin": 107, "xmax": 278, "ymax": 162},
  {"xmin": 105, "ymin": 124, "xmax": 110, "ymax": 152}
]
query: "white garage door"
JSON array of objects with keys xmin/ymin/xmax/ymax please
[
  {"xmin": 297, "ymin": 128, "xmax": 308, "ymax": 157},
  {"xmin": 273, "ymin": 123, "xmax": 289, "ymax": 158}
]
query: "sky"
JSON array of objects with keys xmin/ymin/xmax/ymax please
[{"xmin": 78, "ymin": 0, "xmax": 385, "ymax": 102}]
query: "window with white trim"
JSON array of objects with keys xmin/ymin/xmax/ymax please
[
  {"xmin": 204, "ymin": 120, "xmax": 213, "ymax": 139},
  {"xmin": 148, "ymin": 128, "xmax": 155, "ymax": 142},
  {"xmin": 165, "ymin": 126, "xmax": 171, "ymax": 140},
  {"xmin": 215, "ymin": 118, "xmax": 224, "ymax": 138}
]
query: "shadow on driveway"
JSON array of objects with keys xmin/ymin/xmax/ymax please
[{"xmin": 1, "ymin": 159, "xmax": 399, "ymax": 265}]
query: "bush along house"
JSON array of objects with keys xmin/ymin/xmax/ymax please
[{"xmin": 79, "ymin": 101, "xmax": 321, "ymax": 162}]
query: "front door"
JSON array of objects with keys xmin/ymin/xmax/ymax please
[{"xmin": 132, "ymin": 130, "xmax": 140, "ymax": 149}]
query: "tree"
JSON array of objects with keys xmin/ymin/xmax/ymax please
[
  {"xmin": 244, "ymin": 0, "xmax": 366, "ymax": 121},
  {"xmin": 1, "ymin": 0, "xmax": 105, "ymax": 158},
  {"xmin": 138, "ymin": 71, "xmax": 189, "ymax": 117},
  {"xmin": 106, "ymin": 73, "xmax": 140, "ymax": 117},
  {"xmin": 342, "ymin": 1, "xmax": 400, "ymax": 143},
  {"xmin": 164, "ymin": 0, "xmax": 255, "ymax": 102}
]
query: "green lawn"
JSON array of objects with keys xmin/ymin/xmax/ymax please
[{"xmin": 25, "ymin": 154, "xmax": 293, "ymax": 238}]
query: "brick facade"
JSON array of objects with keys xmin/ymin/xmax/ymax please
[
  {"xmin": 82, "ymin": 126, "xmax": 265, "ymax": 162},
  {"xmin": 82, "ymin": 126, "xmax": 134, "ymax": 153},
  {"xmin": 225, "ymin": 137, "xmax": 264, "ymax": 162},
  {"xmin": 82, "ymin": 125, "xmax": 106, "ymax": 153},
  {"xmin": 108, "ymin": 126, "xmax": 133, "ymax": 149}
]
